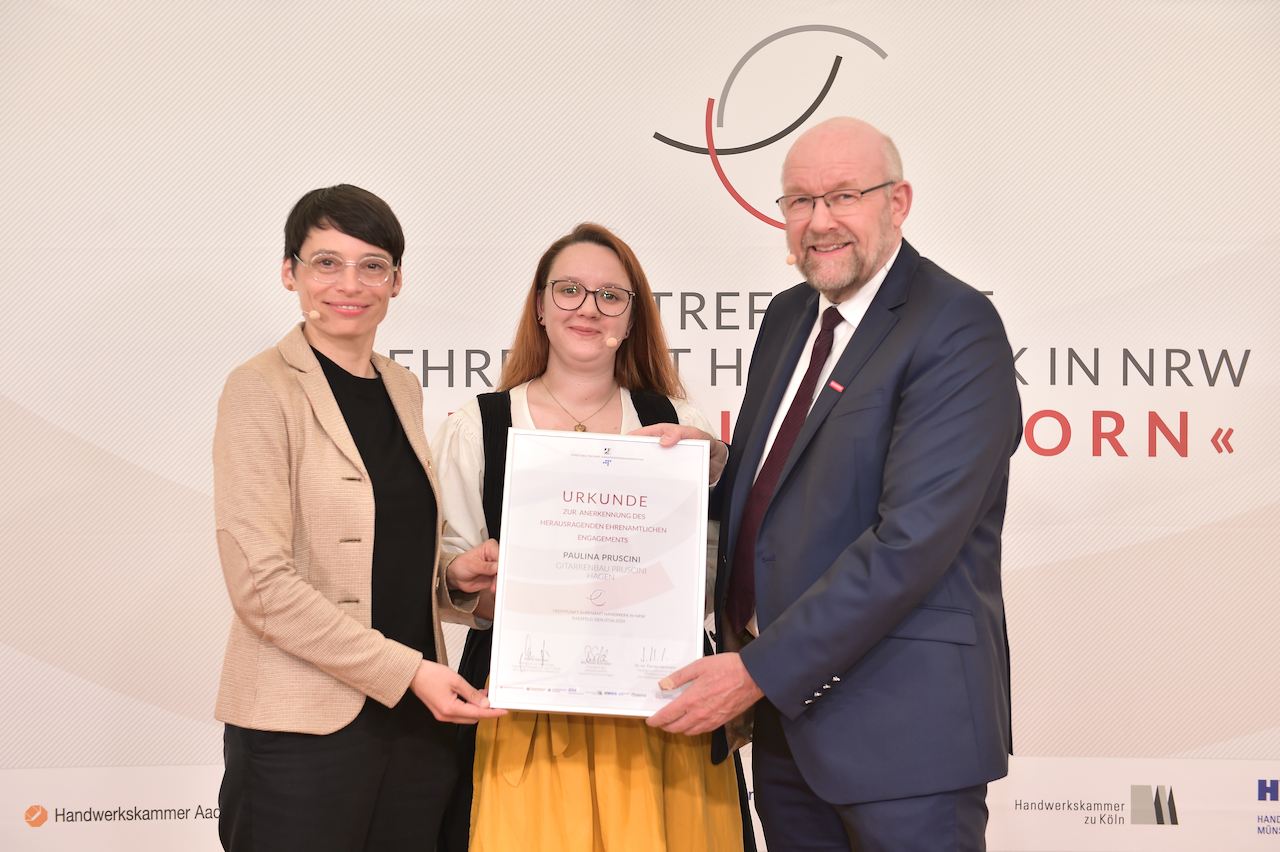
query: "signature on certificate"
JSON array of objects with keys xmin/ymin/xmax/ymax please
[
  {"xmin": 520, "ymin": 635, "xmax": 552, "ymax": 671},
  {"xmin": 586, "ymin": 589, "xmax": 607, "ymax": 607},
  {"xmin": 640, "ymin": 646, "xmax": 669, "ymax": 663},
  {"xmin": 581, "ymin": 644, "xmax": 610, "ymax": 664}
]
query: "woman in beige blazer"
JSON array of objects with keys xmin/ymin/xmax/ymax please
[{"xmin": 213, "ymin": 185, "xmax": 504, "ymax": 852}]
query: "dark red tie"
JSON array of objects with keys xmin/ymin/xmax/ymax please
[{"xmin": 725, "ymin": 306, "xmax": 843, "ymax": 635}]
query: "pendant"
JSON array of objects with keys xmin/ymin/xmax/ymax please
[{"xmin": 574, "ymin": 424, "xmax": 586, "ymax": 432}]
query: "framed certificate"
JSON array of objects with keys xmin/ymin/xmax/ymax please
[{"xmin": 487, "ymin": 429, "xmax": 710, "ymax": 717}]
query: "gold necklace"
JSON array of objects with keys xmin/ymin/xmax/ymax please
[{"xmin": 539, "ymin": 377, "xmax": 616, "ymax": 432}]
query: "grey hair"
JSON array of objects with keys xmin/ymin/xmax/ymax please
[{"xmin": 882, "ymin": 134, "xmax": 904, "ymax": 183}]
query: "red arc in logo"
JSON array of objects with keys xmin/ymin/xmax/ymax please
[{"xmin": 653, "ymin": 25, "xmax": 887, "ymax": 229}]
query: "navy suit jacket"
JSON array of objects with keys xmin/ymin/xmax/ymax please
[{"xmin": 715, "ymin": 240, "xmax": 1021, "ymax": 804}]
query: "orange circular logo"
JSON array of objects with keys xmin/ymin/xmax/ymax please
[{"xmin": 24, "ymin": 805, "xmax": 48, "ymax": 827}]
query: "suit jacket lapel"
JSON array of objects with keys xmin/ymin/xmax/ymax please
[
  {"xmin": 724, "ymin": 292, "xmax": 818, "ymax": 549},
  {"xmin": 278, "ymin": 324, "xmax": 368, "ymax": 478},
  {"xmin": 773, "ymin": 241, "xmax": 919, "ymax": 495}
]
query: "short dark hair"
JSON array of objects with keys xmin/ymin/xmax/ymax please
[{"xmin": 284, "ymin": 185, "xmax": 405, "ymax": 267}]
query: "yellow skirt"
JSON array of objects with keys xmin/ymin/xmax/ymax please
[{"xmin": 469, "ymin": 710, "xmax": 743, "ymax": 852}]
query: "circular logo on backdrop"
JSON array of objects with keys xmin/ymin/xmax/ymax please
[
  {"xmin": 25, "ymin": 804, "xmax": 48, "ymax": 827},
  {"xmin": 653, "ymin": 25, "xmax": 887, "ymax": 230}
]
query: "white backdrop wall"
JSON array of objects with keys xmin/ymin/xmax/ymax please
[{"xmin": 2, "ymin": 1, "xmax": 1278, "ymax": 849}]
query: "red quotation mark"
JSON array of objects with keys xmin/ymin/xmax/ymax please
[{"xmin": 1211, "ymin": 428, "xmax": 1234, "ymax": 453}]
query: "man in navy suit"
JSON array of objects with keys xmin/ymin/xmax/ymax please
[{"xmin": 647, "ymin": 117, "xmax": 1021, "ymax": 851}]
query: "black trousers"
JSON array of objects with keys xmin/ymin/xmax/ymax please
[
  {"xmin": 751, "ymin": 699, "xmax": 988, "ymax": 852},
  {"xmin": 219, "ymin": 696, "xmax": 457, "ymax": 852}
]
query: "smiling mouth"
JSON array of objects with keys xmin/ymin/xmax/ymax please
[
  {"xmin": 808, "ymin": 242, "xmax": 851, "ymax": 254},
  {"xmin": 323, "ymin": 303, "xmax": 371, "ymax": 316}
]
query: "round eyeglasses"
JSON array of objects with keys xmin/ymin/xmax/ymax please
[
  {"xmin": 547, "ymin": 280, "xmax": 635, "ymax": 316},
  {"xmin": 775, "ymin": 182, "xmax": 896, "ymax": 222},
  {"xmin": 294, "ymin": 253, "xmax": 398, "ymax": 287}
]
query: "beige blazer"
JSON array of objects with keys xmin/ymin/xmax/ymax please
[{"xmin": 213, "ymin": 324, "xmax": 476, "ymax": 735}]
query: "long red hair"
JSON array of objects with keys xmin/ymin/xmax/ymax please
[{"xmin": 498, "ymin": 223, "xmax": 685, "ymax": 398}]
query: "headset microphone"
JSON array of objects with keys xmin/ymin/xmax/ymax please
[
  {"xmin": 605, "ymin": 337, "xmax": 619, "ymax": 349},
  {"xmin": 785, "ymin": 253, "xmax": 797, "ymax": 265},
  {"xmin": 287, "ymin": 274, "xmax": 323, "ymax": 321}
]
